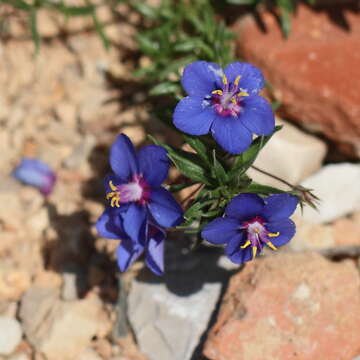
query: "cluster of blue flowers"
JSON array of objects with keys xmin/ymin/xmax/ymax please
[{"xmin": 96, "ymin": 60, "xmax": 298, "ymax": 275}]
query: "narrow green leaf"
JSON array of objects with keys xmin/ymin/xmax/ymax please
[
  {"xmin": 244, "ymin": 183, "xmax": 287, "ymax": 195},
  {"xmin": 54, "ymin": 4, "xmax": 95, "ymax": 17},
  {"xmin": 132, "ymin": 2, "xmax": 158, "ymax": 20},
  {"xmin": 229, "ymin": 125, "xmax": 282, "ymax": 179},
  {"xmin": 30, "ymin": 10, "xmax": 40, "ymax": 55},
  {"xmin": 149, "ymin": 135, "xmax": 212, "ymax": 185},
  {"xmin": 1, "ymin": 0, "xmax": 32, "ymax": 10},
  {"xmin": 183, "ymin": 135, "xmax": 211, "ymax": 166},
  {"xmin": 212, "ymin": 150, "xmax": 228, "ymax": 185}
]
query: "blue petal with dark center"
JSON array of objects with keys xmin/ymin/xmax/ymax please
[
  {"xmin": 117, "ymin": 239, "xmax": 144, "ymax": 272},
  {"xmin": 266, "ymin": 219, "xmax": 296, "ymax": 247},
  {"xmin": 202, "ymin": 217, "xmax": 240, "ymax": 245},
  {"xmin": 96, "ymin": 207, "xmax": 125, "ymax": 239},
  {"xmin": 262, "ymin": 194, "xmax": 298, "ymax": 221},
  {"xmin": 145, "ymin": 225, "xmax": 165, "ymax": 276}
]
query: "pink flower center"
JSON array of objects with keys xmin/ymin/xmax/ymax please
[
  {"xmin": 210, "ymin": 74, "xmax": 249, "ymax": 117},
  {"xmin": 106, "ymin": 175, "xmax": 151, "ymax": 207},
  {"xmin": 241, "ymin": 216, "xmax": 279, "ymax": 259}
]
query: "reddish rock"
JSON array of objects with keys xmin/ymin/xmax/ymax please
[
  {"xmin": 236, "ymin": 5, "xmax": 360, "ymax": 157},
  {"xmin": 204, "ymin": 253, "xmax": 360, "ymax": 360}
]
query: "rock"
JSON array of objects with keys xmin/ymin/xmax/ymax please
[
  {"xmin": 63, "ymin": 135, "xmax": 96, "ymax": 169},
  {"xmin": 76, "ymin": 348, "xmax": 102, "ymax": 360},
  {"xmin": 128, "ymin": 239, "xmax": 233, "ymax": 360},
  {"xmin": 290, "ymin": 212, "xmax": 360, "ymax": 251},
  {"xmin": 204, "ymin": 252, "xmax": 360, "ymax": 360},
  {"xmin": 8, "ymin": 353, "xmax": 30, "ymax": 360},
  {"xmin": 247, "ymin": 119, "xmax": 326, "ymax": 190},
  {"xmin": 0, "ymin": 316, "xmax": 22, "ymax": 355},
  {"xmin": 20, "ymin": 286, "xmax": 61, "ymax": 345},
  {"xmin": 298, "ymin": 163, "xmax": 360, "ymax": 223},
  {"xmin": 61, "ymin": 272, "xmax": 79, "ymax": 301},
  {"xmin": 236, "ymin": 4, "xmax": 360, "ymax": 157},
  {"xmin": 0, "ymin": 269, "xmax": 31, "ymax": 301},
  {"xmin": 38, "ymin": 297, "xmax": 105, "ymax": 360}
]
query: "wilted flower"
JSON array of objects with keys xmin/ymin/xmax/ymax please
[
  {"xmin": 96, "ymin": 134, "xmax": 183, "ymax": 273},
  {"xmin": 13, "ymin": 158, "xmax": 56, "ymax": 195},
  {"xmin": 202, "ymin": 193, "xmax": 298, "ymax": 264},
  {"xmin": 173, "ymin": 61, "xmax": 275, "ymax": 154}
]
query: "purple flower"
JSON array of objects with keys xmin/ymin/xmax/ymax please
[
  {"xmin": 202, "ymin": 193, "xmax": 298, "ymax": 264},
  {"xmin": 12, "ymin": 158, "xmax": 56, "ymax": 195},
  {"xmin": 97, "ymin": 206, "xmax": 165, "ymax": 275},
  {"xmin": 96, "ymin": 134, "xmax": 183, "ymax": 274},
  {"xmin": 173, "ymin": 61, "xmax": 275, "ymax": 154}
]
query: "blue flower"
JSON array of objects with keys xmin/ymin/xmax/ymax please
[
  {"xmin": 96, "ymin": 134, "xmax": 183, "ymax": 273},
  {"xmin": 173, "ymin": 61, "xmax": 275, "ymax": 154},
  {"xmin": 12, "ymin": 158, "xmax": 56, "ymax": 195},
  {"xmin": 97, "ymin": 207, "xmax": 165, "ymax": 275},
  {"xmin": 201, "ymin": 193, "xmax": 298, "ymax": 264}
]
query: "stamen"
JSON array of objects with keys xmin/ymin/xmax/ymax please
[
  {"xmin": 268, "ymin": 232, "xmax": 280, "ymax": 237},
  {"xmin": 252, "ymin": 246, "xmax": 257, "ymax": 259},
  {"xmin": 231, "ymin": 97, "xmax": 237, "ymax": 105},
  {"xmin": 222, "ymin": 74, "xmax": 228, "ymax": 85},
  {"xmin": 241, "ymin": 240, "xmax": 251, "ymax": 249},
  {"xmin": 234, "ymin": 75, "xmax": 241, "ymax": 86},
  {"xmin": 237, "ymin": 91, "xmax": 249, "ymax": 97},
  {"xmin": 212, "ymin": 89, "xmax": 223, "ymax": 96},
  {"xmin": 109, "ymin": 181, "xmax": 117, "ymax": 191},
  {"xmin": 106, "ymin": 181, "xmax": 120, "ymax": 207},
  {"xmin": 266, "ymin": 241, "xmax": 278, "ymax": 251}
]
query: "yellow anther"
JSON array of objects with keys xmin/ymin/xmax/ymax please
[
  {"xmin": 266, "ymin": 241, "xmax": 278, "ymax": 251},
  {"xmin": 234, "ymin": 75, "xmax": 241, "ymax": 86},
  {"xmin": 241, "ymin": 240, "xmax": 251, "ymax": 249},
  {"xmin": 231, "ymin": 97, "xmax": 237, "ymax": 105},
  {"xmin": 222, "ymin": 74, "xmax": 228, "ymax": 85},
  {"xmin": 106, "ymin": 181, "xmax": 120, "ymax": 208},
  {"xmin": 109, "ymin": 180, "xmax": 117, "ymax": 191},
  {"xmin": 252, "ymin": 246, "xmax": 257, "ymax": 260},
  {"xmin": 268, "ymin": 232, "xmax": 280, "ymax": 238},
  {"xmin": 237, "ymin": 91, "xmax": 249, "ymax": 97},
  {"xmin": 212, "ymin": 89, "xmax": 223, "ymax": 96}
]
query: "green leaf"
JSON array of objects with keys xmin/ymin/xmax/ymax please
[
  {"xmin": 132, "ymin": 2, "xmax": 158, "ymax": 20},
  {"xmin": 228, "ymin": 125, "xmax": 282, "ymax": 180},
  {"xmin": 183, "ymin": 135, "xmax": 211, "ymax": 166},
  {"xmin": 90, "ymin": 4, "xmax": 110, "ymax": 50},
  {"xmin": 149, "ymin": 135, "xmax": 212, "ymax": 185},
  {"xmin": 212, "ymin": 150, "xmax": 228, "ymax": 185},
  {"xmin": 30, "ymin": 10, "xmax": 40, "ymax": 55},
  {"xmin": 149, "ymin": 82, "xmax": 180, "ymax": 96},
  {"xmin": 54, "ymin": 4, "xmax": 95, "ymax": 17},
  {"xmin": 1, "ymin": 0, "xmax": 32, "ymax": 10},
  {"xmin": 243, "ymin": 183, "xmax": 287, "ymax": 195},
  {"xmin": 137, "ymin": 34, "xmax": 160, "ymax": 55}
]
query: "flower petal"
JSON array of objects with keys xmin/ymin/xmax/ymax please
[
  {"xmin": 116, "ymin": 239, "xmax": 144, "ymax": 272},
  {"xmin": 211, "ymin": 115, "xmax": 253, "ymax": 154},
  {"xmin": 181, "ymin": 61, "xmax": 223, "ymax": 97},
  {"xmin": 201, "ymin": 217, "xmax": 240, "ymax": 245},
  {"xmin": 138, "ymin": 145, "xmax": 169, "ymax": 188},
  {"xmin": 110, "ymin": 134, "xmax": 139, "ymax": 182},
  {"xmin": 173, "ymin": 96, "xmax": 215, "ymax": 135},
  {"xmin": 240, "ymin": 95, "xmax": 275, "ymax": 136},
  {"xmin": 225, "ymin": 193, "xmax": 265, "ymax": 221},
  {"xmin": 122, "ymin": 203, "xmax": 147, "ymax": 244},
  {"xmin": 262, "ymin": 194, "xmax": 299, "ymax": 221},
  {"xmin": 148, "ymin": 187, "xmax": 183, "ymax": 228},
  {"xmin": 266, "ymin": 219, "xmax": 296, "ymax": 247},
  {"xmin": 227, "ymin": 246, "xmax": 252, "ymax": 265},
  {"xmin": 225, "ymin": 232, "xmax": 246, "ymax": 255},
  {"xmin": 145, "ymin": 226, "xmax": 165, "ymax": 276},
  {"xmin": 96, "ymin": 208, "xmax": 125, "ymax": 239},
  {"xmin": 224, "ymin": 62, "xmax": 264, "ymax": 95}
]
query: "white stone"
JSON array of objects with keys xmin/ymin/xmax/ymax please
[
  {"xmin": 247, "ymin": 119, "xmax": 327, "ymax": 190},
  {"xmin": 76, "ymin": 348, "xmax": 102, "ymax": 360},
  {"xmin": 298, "ymin": 163, "xmax": 360, "ymax": 223},
  {"xmin": 0, "ymin": 316, "xmax": 22, "ymax": 355},
  {"xmin": 128, "ymin": 280, "xmax": 221, "ymax": 360}
]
